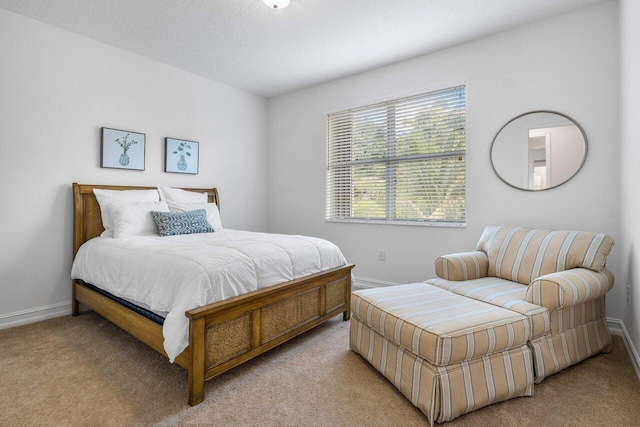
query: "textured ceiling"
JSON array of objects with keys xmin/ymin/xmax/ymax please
[{"xmin": 0, "ymin": 0, "xmax": 607, "ymax": 98}]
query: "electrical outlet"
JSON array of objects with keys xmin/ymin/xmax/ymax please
[
  {"xmin": 378, "ymin": 249, "xmax": 386, "ymax": 261},
  {"xmin": 628, "ymin": 285, "xmax": 632, "ymax": 307}
]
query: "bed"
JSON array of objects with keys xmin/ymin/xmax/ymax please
[{"xmin": 71, "ymin": 183, "xmax": 354, "ymax": 406}]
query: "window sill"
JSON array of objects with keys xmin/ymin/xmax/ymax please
[{"xmin": 326, "ymin": 219, "xmax": 466, "ymax": 228}]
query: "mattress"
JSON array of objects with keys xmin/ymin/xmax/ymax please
[{"xmin": 71, "ymin": 229, "xmax": 348, "ymax": 361}]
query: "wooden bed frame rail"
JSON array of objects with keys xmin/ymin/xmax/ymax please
[{"xmin": 72, "ymin": 183, "xmax": 354, "ymax": 406}]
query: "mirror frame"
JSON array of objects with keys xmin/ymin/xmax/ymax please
[{"xmin": 490, "ymin": 110, "xmax": 588, "ymax": 192}]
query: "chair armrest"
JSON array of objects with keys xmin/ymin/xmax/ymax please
[
  {"xmin": 435, "ymin": 251, "xmax": 489, "ymax": 281},
  {"xmin": 526, "ymin": 268, "xmax": 614, "ymax": 311}
]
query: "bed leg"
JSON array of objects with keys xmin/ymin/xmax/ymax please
[
  {"xmin": 72, "ymin": 299, "xmax": 80, "ymax": 317},
  {"xmin": 188, "ymin": 317, "xmax": 206, "ymax": 406},
  {"xmin": 72, "ymin": 280, "xmax": 80, "ymax": 316},
  {"xmin": 343, "ymin": 280, "xmax": 351, "ymax": 321}
]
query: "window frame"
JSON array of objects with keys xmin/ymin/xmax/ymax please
[{"xmin": 325, "ymin": 84, "xmax": 466, "ymax": 227}]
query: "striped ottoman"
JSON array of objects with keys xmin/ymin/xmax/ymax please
[{"xmin": 350, "ymin": 283, "xmax": 534, "ymax": 425}]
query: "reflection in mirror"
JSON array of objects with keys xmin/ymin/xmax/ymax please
[{"xmin": 490, "ymin": 111, "xmax": 587, "ymax": 191}]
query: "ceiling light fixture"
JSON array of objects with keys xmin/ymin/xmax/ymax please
[{"xmin": 263, "ymin": 0, "xmax": 291, "ymax": 10}]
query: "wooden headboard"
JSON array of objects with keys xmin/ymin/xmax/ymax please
[{"xmin": 72, "ymin": 183, "xmax": 219, "ymax": 257}]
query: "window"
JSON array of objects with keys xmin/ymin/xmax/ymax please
[{"xmin": 326, "ymin": 85, "xmax": 466, "ymax": 226}]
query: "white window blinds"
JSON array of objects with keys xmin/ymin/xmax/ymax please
[{"xmin": 326, "ymin": 85, "xmax": 466, "ymax": 225}]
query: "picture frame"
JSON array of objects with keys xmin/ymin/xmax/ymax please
[
  {"xmin": 101, "ymin": 127, "xmax": 146, "ymax": 171},
  {"xmin": 165, "ymin": 137, "xmax": 199, "ymax": 174}
]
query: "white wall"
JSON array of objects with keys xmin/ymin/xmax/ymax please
[
  {"xmin": 619, "ymin": 0, "xmax": 640, "ymax": 366},
  {"xmin": 0, "ymin": 9, "xmax": 269, "ymax": 326},
  {"xmin": 268, "ymin": 1, "xmax": 621, "ymax": 319}
]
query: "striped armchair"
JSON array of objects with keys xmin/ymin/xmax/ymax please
[{"xmin": 425, "ymin": 225, "xmax": 615, "ymax": 382}]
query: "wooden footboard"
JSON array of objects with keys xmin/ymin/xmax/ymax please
[{"xmin": 185, "ymin": 264, "xmax": 353, "ymax": 405}]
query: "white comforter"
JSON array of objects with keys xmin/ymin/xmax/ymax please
[{"xmin": 71, "ymin": 229, "xmax": 348, "ymax": 361}]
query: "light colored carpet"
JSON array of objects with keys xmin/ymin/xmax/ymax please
[{"xmin": 1, "ymin": 313, "xmax": 639, "ymax": 426}]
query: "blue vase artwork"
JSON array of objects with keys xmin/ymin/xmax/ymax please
[
  {"xmin": 115, "ymin": 134, "xmax": 138, "ymax": 167},
  {"xmin": 177, "ymin": 154, "xmax": 187, "ymax": 171},
  {"xmin": 173, "ymin": 142, "xmax": 192, "ymax": 171},
  {"xmin": 119, "ymin": 152, "xmax": 130, "ymax": 166}
]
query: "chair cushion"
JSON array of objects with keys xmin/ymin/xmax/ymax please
[
  {"xmin": 425, "ymin": 277, "xmax": 550, "ymax": 339},
  {"xmin": 476, "ymin": 225, "xmax": 614, "ymax": 285},
  {"xmin": 351, "ymin": 284, "xmax": 530, "ymax": 366}
]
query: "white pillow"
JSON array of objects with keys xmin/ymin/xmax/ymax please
[
  {"xmin": 166, "ymin": 201, "xmax": 223, "ymax": 230},
  {"xmin": 158, "ymin": 186, "xmax": 207, "ymax": 203},
  {"xmin": 93, "ymin": 189, "xmax": 160, "ymax": 237},
  {"xmin": 111, "ymin": 201, "xmax": 170, "ymax": 238}
]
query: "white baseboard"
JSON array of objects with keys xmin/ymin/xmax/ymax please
[
  {"xmin": 606, "ymin": 317, "xmax": 640, "ymax": 381},
  {"xmin": 353, "ymin": 276, "xmax": 402, "ymax": 290},
  {"xmin": 0, "ymin": 302, "xmax": 71, "ymax": 330}
]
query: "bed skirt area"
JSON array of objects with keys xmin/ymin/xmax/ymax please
[{"xmin": 82, "ymin": 282, "xmax": 165, "ymax": 325}]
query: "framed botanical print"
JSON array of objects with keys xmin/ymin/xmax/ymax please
[
  {"xmin": 165, "ymin": 137, "xmax": 199, "ymax": 174},
  {"xmin": 101, "ymin": 127, "xmax": 146, "ymax": 171}
]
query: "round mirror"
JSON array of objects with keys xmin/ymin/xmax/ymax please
[{"xmin": 490, "ymin": 111, "xmax": 587, "ymax": 191}]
